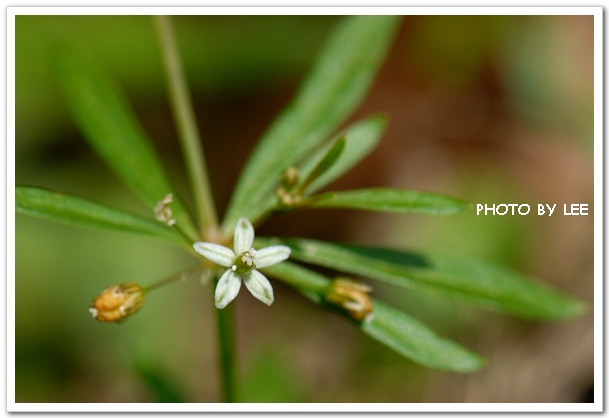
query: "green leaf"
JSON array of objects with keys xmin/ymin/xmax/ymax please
[
  {"xmin": 16, "ymin": 186, "xmax": 184, "ymax": 245},
  {"xmin": 298, "ymin": 136, "xmax": 346, "ymax": 193},
  {"xmin": 258, "ymin": 259, "xmax": 331, "ymax": 295},
  {"xmin": 308, "ymin": 188, "xmax": 469, "ymax": 215},
  {"xmin": 299, "ymin": 115, "xmax": 387, "ymax": 195},
  {"xmin": 222, "ymin": 16, "xmax": 401, "ymax": 231},
  {"xmin": 363, "ymin": 300, "xmax": 486, "ymax": 372},
  {"xmin": 263, "ymin": 261, "xmax": 485, "ymax": 372},
  {"xmin": 258, "ymin": 238, "xmax": 587, "ymax": 320},
  {"xmin": 54, "ymin": 45, "xmax": 198, "ymax": 241}
]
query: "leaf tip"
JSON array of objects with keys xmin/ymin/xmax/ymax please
[
  {"xmin": 462, "ymin": 353, "xmax": 488, "ymax": 373},
  {"xmin": 437, "ymin": 197, "xmax": 471, "ymax": 215},
  {"xmin": 440, "ymin": 350, "xmax": 487, "ymax": 374},
  {"xmin": 370, "ymin": 112, "xmax": 389, "ymax": 127},
  {"xmin": 556, "ymin": 297, "xmax": 589, "ymax": 320}
]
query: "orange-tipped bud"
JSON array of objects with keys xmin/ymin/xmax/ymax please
[
  {"xmin": 89, "ymin": 282, "xmax": 145, "ymax": 323},
  {"xmin": 325, "ymin": 278, "xmax": 373, "ymax": 322}
]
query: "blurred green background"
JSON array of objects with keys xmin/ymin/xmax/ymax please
[{"xmin": 15, "ymin": 15, "xmax": 594, "ymax": 403}]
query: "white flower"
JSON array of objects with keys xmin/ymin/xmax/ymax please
[{"xmin": 193, "ymin": 218, "xmax": 291, "ymax": 309}]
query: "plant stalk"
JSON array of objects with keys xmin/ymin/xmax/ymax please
[
  {"xmin": 154, "ymin": 15, "xmax": 218, "ymax": 236},
  {"xmin": 215, "ymin": 277, "xmax": 237, "ymax": 402},
  {"xmin": 145, "ymin": 263, "xmax": 207, "ymax": 292}
]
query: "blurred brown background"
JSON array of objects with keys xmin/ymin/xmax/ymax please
[{"xmin": 15, "ymin": 15, "xmax": 594, "ymax": 403}]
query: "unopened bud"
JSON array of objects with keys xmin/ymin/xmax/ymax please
[
  {"xmin": 89, "ymin": 282, "xmax": 145, "ymax": 323},
  {"xmin": 325, "ymin": 278, "xmax": 373, "ymax": 322},
  {"xmin": 276, "ymin": 186, "xmax": 303, "ymax": 211},
  {"xmin": 281, "ymin": 167, "xmax": 300, "ymax": 189},
  {"xmin": 154, "ymin": 194, "xmax": 176, "ymax": 226}
]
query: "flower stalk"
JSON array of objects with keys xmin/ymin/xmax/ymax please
[
  {"xmin": 153, "ymin": 15, "xmax": 218, "ymax": 236},
  {"xmin": 215, "ymin": 283, "xmax": 236, "ymax": 403}
]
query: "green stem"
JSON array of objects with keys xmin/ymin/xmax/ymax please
[
  {"xmin": 215, "ymin": 277, "xmax": 237, "ymax": 402},
  {"xmin": 153, "ymin": 15, "xmax": 218, "ymax": 236},
  {"xmin": 171, "ymin": 223, "xmax": 198, "ymax": 248},
  {"xmin": 145, "ymin": 263, "xmax": 207, "ymax": 292}
]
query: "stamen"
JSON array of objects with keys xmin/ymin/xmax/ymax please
[
  {"xmin": 233, "ymin": 248, "xmax": 259, "ymax": 275},
  {"xmin": 241, "ymin": 248, "xmax": 258, "ymax": 267}
]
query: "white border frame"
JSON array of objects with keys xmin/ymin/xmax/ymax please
[{"xmin": 6, "ymin": 6, "xmax": 602, "ymax": 413}]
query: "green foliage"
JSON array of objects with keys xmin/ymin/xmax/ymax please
[
  {"xmin": 16, "ymin": 186, "xmax": 184, "ymax": 245},
  {"xmin": 362, "ymin": 300, "xmax": 486, "ymax": 372},
  {"xmin": 259, "ymin": 238, "xmax": 587, "ymax": 321},
  {"xmin": 260, "ymin": 261, "xmax": 331, "ymax": 295},
  {"xmin": 16, "ymin": 14, "xmax": 589, "ymax": 399},
  {"xmin": 264, "ymin": 261, "xmax": 485, "ymax": 372},
  {"xmin": 54, "ymin": 45, "xmax": 198, "ymax": 241},
  {"xmin": 308, "ymin": 188, "xmax": 469, "ymax": 215},
  {"xmin": 222, "ymin": 16, "xmax": 401, "ymax": 231},
  {"xmin": 299, "ymin": 136, "xmax": 346, "ymax": 193},
  {"xmin": 298, "ymin": 115, "xmax": 387, "ymax": 195}
]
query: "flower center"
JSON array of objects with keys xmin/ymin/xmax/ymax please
[{"xmin": 231, "ymin": 248, "xmax": 258, "ymax": 275}]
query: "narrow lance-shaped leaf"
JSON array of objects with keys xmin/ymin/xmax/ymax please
[
  {"xmin": 298, "ymin": 115, "xmax": 387, "ymax": 195},
  {"xmin": 298, "ymin": 136, "xmax": 345, "ymax": 193},
  {"xmin": 263, "ymin": 261, "xmax": 486, "ymax": 372},
  {"xmin": 222, "ymin": 16, "xmax": 401, "ymax": 232},
  {"xmin": 55, "ymin": 45, "xmax": 198, "ymax": 241},
  {"xmin": 258, "ymin": 238, "xmax": 587, "ymax": 321},
  {"xmin": 307, "ymin": 188, "xmax": 469, "ymax": 215},
  {"xmin": 362, "ymin": 300, "xmax": 486, "ymax": 372},
  {"xmin": 16, "ymin": 186, "xmax": 185, "ymax": 245}
]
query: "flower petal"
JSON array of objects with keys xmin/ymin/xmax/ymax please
[
  {"xmin": 215, "ymin": 269, "xmax": 242, "ymax": 309},
  {"xmin": 193, "ymin": 242, "xmax": 235, "ymax": 267},
  {"xmin": 255, "ymin": 245, "xmax": 291, "ymax": 268},
  {"xmin": 244, "ymin": 270, "xmax": 274, "ymax": 306},
  {"xmin": 233, "ymin": 218, "xmax": 255, "ymax": 254}
]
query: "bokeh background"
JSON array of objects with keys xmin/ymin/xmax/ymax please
[{"xmin": 15, "ymin": 15, "xmax": 594, "ymax": 403}]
